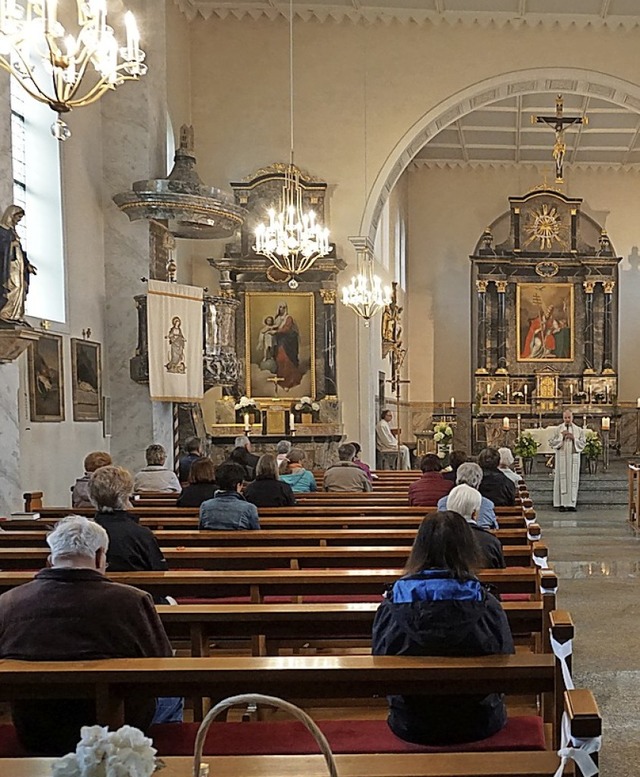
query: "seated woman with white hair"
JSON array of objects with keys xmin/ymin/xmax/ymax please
[
  {"xmin": 446, "ymin": 484, "xmax": 505, "ymax": 569},
  {"xmin": 498, "ymin": 447, "xmax": 523, "ymax": 484},
  {"xmin": 437, "ymin": 461, "xmax": 499, "ymax": 530}
]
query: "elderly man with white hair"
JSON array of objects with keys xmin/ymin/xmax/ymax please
[
  {"xmin": 498, "ymin": 448, "xmax": 523, "ymax": 485},
  {"xmin": 445, "ymin": 484, "xmax": 505, "ymax": 569},
  {"xmin": 437, "ymin": 462, "xmax": 498, "ymax": 530},
  {"xmin": 0, "ymin": 516, "xmax": 178, "ymax": 756}
]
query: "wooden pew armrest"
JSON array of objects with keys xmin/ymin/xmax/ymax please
[
  {"xmin": 550, "ymin": 611, "xmax": 575, "ymax": 644},
  {"xmin": 565, "ymin": 689, "xmax": 602, "ymax": 739},
  {"xmin": 22, "ymin": 492, "xmax": 43, "ymax": 512}
]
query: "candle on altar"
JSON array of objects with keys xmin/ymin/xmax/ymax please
[
  {"xmin": 502, "ymin": 416, "xmax": 510, "ymax": 430},
  {"xmin": 243, "ymin": 413, "xmax": 250, "ymax": 432},
  {"xmin": 569, "ymin": 383, "xmax": 574, "ymax": 402},
  {"xmin": 588, "ymin": 385, "xmax": 592, "ymax": 404},
  {"xmin": 602, "ymin": 417, "xmax": 610, "ymax": 431},
  {"xmin": 583, "ymin": 415, "xmax": 587, "ymax": 428},
  {"xmin": 506, "ymin": 384, "xmax": 510, "ymax": 403},
  {"xmin": 605, "ymin": 386, "xmax": 610, "ymax": 403},
  {"xmin": 451, "ymin": 397, "xmax": 455, "ymax": 410},
  {"xmin": 486, "ymin": 384, "xmax": 492, "ymax": 396},
  {"xmin": 289, "ymin": 412, "xmax": 296, "ymax": 433},
  {"xmin": 523, "ymin": 384, "xmax": 528, "ymax": 400},
  {"xmin": 637, "ymin": 398, "xmax": 640, "ymax": 409},
  {"xmin": 517, "ymin": 413, "xmax": 522, "ymax": 436}
]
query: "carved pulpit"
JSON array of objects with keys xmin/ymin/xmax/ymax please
[{"xmin": 470, "ymin": 187, "xmax": 621, "ymax": 451}]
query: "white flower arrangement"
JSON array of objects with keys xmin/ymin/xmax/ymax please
[
  {"xmin": 234, "ymin": 396, "xmax": 258, "ymax": 411},
  {"xmin": 51, "ymin": 725, "xmax": 158, "ymax": 777},
  {"xmin": 432, "ymin": 421, "xmax": 453, "ymax": 440},
  {"xmin": 294, "ymin": 396, "xmax": 320, "ymax": 412}
]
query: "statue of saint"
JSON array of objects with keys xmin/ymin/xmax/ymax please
[
  {"xmin": 0, "ymin": 205, "xmax": 37, "ymax": 324},
  {"xmin": 165, "ymin": 316, "xmax": 187, "ymax": 374}
]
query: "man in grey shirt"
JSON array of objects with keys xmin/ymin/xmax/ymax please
[
  {"xmin": 134, "ymin": 444, "xmax": 182, "ymax": 493},
  {"xmin": 323, "ymin": 443, "xmax": 373, "ymax": 493}
]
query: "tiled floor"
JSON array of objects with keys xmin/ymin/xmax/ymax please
[{"xmin": 540, "ymin": 504, "xmax": 640, "ymax": 777}]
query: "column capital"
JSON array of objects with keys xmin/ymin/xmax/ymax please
[
  {"xmin": 476, "ymin": 279, "xmax": 488, "ymax": 293},
  {"xmin": 583, "ymin": 280, "xmax": 596, "ymax": 294},
  {"xmin": 495, "ymin": 280, "xmax": 508, "ymax": 293},
  {"xmin": 602, "ymin": 280, "xmax": 615, "ymax": 294},
  {"xmin": 319, "ymin": 288, "xmax": 337, "ymax": 304}
]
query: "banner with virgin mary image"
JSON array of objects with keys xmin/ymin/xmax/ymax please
[{"xmin": 147, "ymin": 280, "xmax": 204, "ymax": 401}]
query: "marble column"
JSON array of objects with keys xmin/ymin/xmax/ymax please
[
  {"xmin": 0, "ymin": 70, "xmax": 22, "ymax": 515},
  {"xmin": 476, "ymin": 280, "xmax": 488, "ymax": 373},
  {"xmin": 320, "ymin": 289, "xmax": 337, "ymax": 396},
  {"xmin": 583, "ymin": 281, "xmax": 595, "ymax": 374},
  {"xmin": 602, "ymin": 280, "xmax": 615, "ymax": 373},
  {"xmin": 100, "ymin": 0, "xmax": 171, "ymax": 472},
  {"xmin": 495, "ymin": 280, "xmax": 508, "ymax": 374}
]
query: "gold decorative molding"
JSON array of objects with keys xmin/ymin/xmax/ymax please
[
  {"xmin": 319, "ymin": 288, "xmax": 336, "ymax": 304},
  {"xmin": 603, "ymin": 280, "xmax": 615, "ymax": 294},
  {"xmin": 476, "ymin": 280, "xmax": 488, "ymax": 293},
  {"xmin": 583, "ymin": 280, "xmax": 596, "ymax": 294}
]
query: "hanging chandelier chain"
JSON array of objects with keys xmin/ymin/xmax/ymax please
[{"xmin": 289, "ymin": 0, "xmax": 294, "ymax": 164}]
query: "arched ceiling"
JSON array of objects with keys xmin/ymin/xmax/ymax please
[
  {"xmin": 411, "ymin": 93, "xmax": 640, "ymax": 171},
  {"xmin": 176, "ymin": 0, "xmax": 640, "ymax": 26}
]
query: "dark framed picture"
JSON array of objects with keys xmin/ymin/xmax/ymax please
[
  {"xmin": 244, "ymin": 292, "xmax": 316, "ymax": 399},
  {"xmin": 516, "ymin": 282, "xmax": 574, "ymax": 362},
  {"xmin": 28, "ymin": 334, "xmax": 65, "ymax": 422},
  {"xmin": 71, "ymin": 339, "xmax": 102, "ymax": 421}
]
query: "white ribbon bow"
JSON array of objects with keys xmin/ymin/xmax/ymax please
[
  {"xmin": 550, "ymin": 633, "xmax": 574, "ymax": 691},
  {"xmin": 554, "ymin": 712, "xmax": 601, "ymax": 777}
]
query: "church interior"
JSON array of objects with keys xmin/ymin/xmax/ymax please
[{"xmin": 2, "ymin": 1, "xmax": 640, "ymax": 775}]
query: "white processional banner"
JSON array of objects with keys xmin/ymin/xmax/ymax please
[{"xmin": 147, "ymin": 280, "xmax": 204, "ymax": 402}]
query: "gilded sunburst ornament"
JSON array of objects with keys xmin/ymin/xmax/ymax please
[{"xmin": 523, "ymin": 203, "xmax": 567, "ymax": 251}]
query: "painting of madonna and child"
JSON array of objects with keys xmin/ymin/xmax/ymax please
[
  {"xmin": 245, "ymin": 292, "xmax": 316, "ymax": 398},
  {"xmin": 517, "ymin": 283, "xmax": 574, "ymax": 362}
]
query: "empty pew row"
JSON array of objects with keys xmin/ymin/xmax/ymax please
[
  {"xmin": 0, "ymin": 525, "xmax": 542, "ymax": 548},
  {"xmin": 0, "ymin": 654, "xmax": 600, "ymax": 773},
  {"xmin": 0, "ymin": 542, "xmax": 548, "ymax": 571}
]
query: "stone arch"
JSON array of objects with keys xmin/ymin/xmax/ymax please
[{"xmin": 360, "ymin": 67, "xmax": 640, "ymax": 243}]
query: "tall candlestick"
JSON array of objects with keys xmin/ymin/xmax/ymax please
[
  {"xmin": 583, "ymin": 415, "xmax": 587, "ymax": 429},
  {"xmin": 502, "ymin": 416, "xmax": 510, "ymax": 430},
  {"xmin": 602, "ymin": 416, "xmax": 610, "ymax": 431},
  {"xmin": 506, "ymin": 384, "xmax": 510, "ymax": 404},
  {"xmin": 517, "ymin": 413, "xmax": 521, "ymax": 437},
  {"xmin": 289, "ymin": 412, "xmax": 296, "ymax": 433},
  {"xmin": 450, "ymin": 397, "xmax": 455, "ymax": 410},
  {"xmin": 243, "ymin": 412, "xmax": 250, "ymax": 433},
  {"xmin": 524, "ymin": 384, "xmax": 528, "ymax": 401}
]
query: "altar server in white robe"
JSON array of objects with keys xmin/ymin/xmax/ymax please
[
  {"xmin": 376, "ymin": 409, "xmax": 411, "ymax": 470},
  {"xmin": 549, "ymin": 409, "xmax": 586, "ymax": 512}
]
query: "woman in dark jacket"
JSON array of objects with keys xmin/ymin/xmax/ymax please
[
  {"xmin": 244, "ymin": 454, "xmax": 296, "ymax": 508},
  {"xmin": 177, "ymin": 458, "xmax": 217, "ymax": 507},
  {"xmin": 372, "ymin": 510, "xmax": 514, "ymax": 746},
  {"xmin": 408, "ymin": 454, "xmax": 453, "ymax": 506}
]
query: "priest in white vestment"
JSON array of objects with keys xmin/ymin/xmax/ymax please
[
  {"xmin": 549, "ymin": 409, "xmax": 586, "ymax": 512},
  {"xmin": 376, "ymin": 409, "xmax": 411, "ymax": 470}
]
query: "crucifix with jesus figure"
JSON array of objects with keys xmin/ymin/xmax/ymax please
[{"xmin": 532, "ymin": 95, "xmax": 588, "ymax": 183}]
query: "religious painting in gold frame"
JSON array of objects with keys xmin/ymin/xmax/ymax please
[
  {"xmin": 516, "ymin": 283, "xmax": 574, "ymax": 362},
  {"xmin": 71, "ymin": 339, "xmax": 103, "ymax": 421},
  {"xmin": 28, "ymin": 334, "xmax": 65, "ymax": 422},
  {"xmin": 245, "ymin": 292, "xmax": 316, "ymax": 399}
]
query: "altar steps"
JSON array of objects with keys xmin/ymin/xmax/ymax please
[{"xmin": 526, "ymin": 464, "xmax": 628, "ymax": 508}]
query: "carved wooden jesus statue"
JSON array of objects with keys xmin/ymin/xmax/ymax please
[{"xmin": 532, "ymin": 95, "xmax": 587, "ymax": 183}]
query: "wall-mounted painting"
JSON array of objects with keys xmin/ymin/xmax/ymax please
[
  {"xmin": 28, "ymin": 334, "xmax": 65, "ymax": 422},
  {"xmin": 245, "ymin": 292, "xmax": 316, "ymax": 399},
  {"xmin": 71, "ymin": 339, "xmax": 102, "ymax": 421},
  {"xmin": 516, "ymin": 282, "xmax": 574, "ymax": 362}
]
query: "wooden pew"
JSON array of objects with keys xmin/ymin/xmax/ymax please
[
  {"xmin": 0, "ymin": 567, "xmax": 558, "ymax": 607},
  {"xmin": 0, "ymin": 525, "xmax": 542, "ymax": 548},
  {"xmin": 156, "ymin": 601, "xmax": 564, "ymax": 658},
  {"xmin": 0, "ymin": 542, "xmax": 548, "ymax": 571},
  {"xmin": 0, "ymin": 752, "xmax": 583, "ymax": 777},
  {"xmin": 0, "ymin": 653, "xmax": 597, "ymax": 756}
]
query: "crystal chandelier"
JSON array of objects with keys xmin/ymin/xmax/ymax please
[
  {"xmin": 341, "ymin": 238, "xmax": 391, "ymax": 325},
  {"xmin": 0, "ymin": 0, "xmax": 147, "ymax": 140},
  {"xmin": 253, "ymin": 0, "xmax": 330, "ymax": 290}
]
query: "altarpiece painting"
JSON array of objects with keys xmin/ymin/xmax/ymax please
[
  {"xmin": 517, "ymin": 283, "xmax": 574, "ymax": 362},
  {"xmin": 71, "ymin": 339, "xmax": 102, "ymax": 421},
  {"xmin": 245, "ymin": 291, "xmax": 315, "ymax": 399}
]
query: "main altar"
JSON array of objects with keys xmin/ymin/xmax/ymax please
[{"xmin": 470, "ymin": 187, "xmax": 621, "ymax": 451}]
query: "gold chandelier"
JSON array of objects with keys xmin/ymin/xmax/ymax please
[
  {"xmin": 341, "ymin": 237, "xmax": 391, "ymax": 325},
  {"xmin": 253, "ymin": 0, "xmax": 330, "ymax": 290},
  {"xmin": 0, "ymin": 0, "xmax": 146, "ymax": 140}
]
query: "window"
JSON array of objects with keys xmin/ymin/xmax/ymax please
[{"xmin": 10, "ymin": 83, "xmax": 66, "ymax": 323}]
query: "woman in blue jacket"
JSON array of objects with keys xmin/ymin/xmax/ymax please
[{"xmin": 372, "ymin": 510, "xmax": 514, "ymax": 745}]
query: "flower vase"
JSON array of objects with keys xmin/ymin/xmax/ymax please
[
  {"xmin": 437, "ymin": 442, "xmax": 452, "ymax": 465},
  {"xmin": 522, "ymin": 457, "xmax": 534, "ymax": 475},
  {"xmin": 586, "ymin": 457, "xmax": 598, "ymax": 475}
]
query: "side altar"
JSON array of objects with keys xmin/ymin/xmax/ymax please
[
  {"xmin": 207, "ymin": 163, "xmax": 346, "ymax": 467},
  {"xmin": 470, "ymin": 188, "xmax": 621, "ymax": 451}
]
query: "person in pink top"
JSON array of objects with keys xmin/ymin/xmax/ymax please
[
  {"xmin": 349, "ymin": 441, "xmax": 375, "ymax": 482},
  {"xmin": 408, "ymin": 454, "xmax": 453, "ymax": 506}
]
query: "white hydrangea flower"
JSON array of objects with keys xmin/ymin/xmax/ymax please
[
  {"xmin": 434, "ymin": 432, "xmax": 444, "ymax": 442},
  {"xmin": 51, "ymin": 753, "xmax": 82, "ymax": 777},
  {"xmin": 445, "ymin": 426, "xmax": 453, "ymax": 436},
  {"xmin": 311, "ymin": 403, "xmax": 320, "ymax": 411}
]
